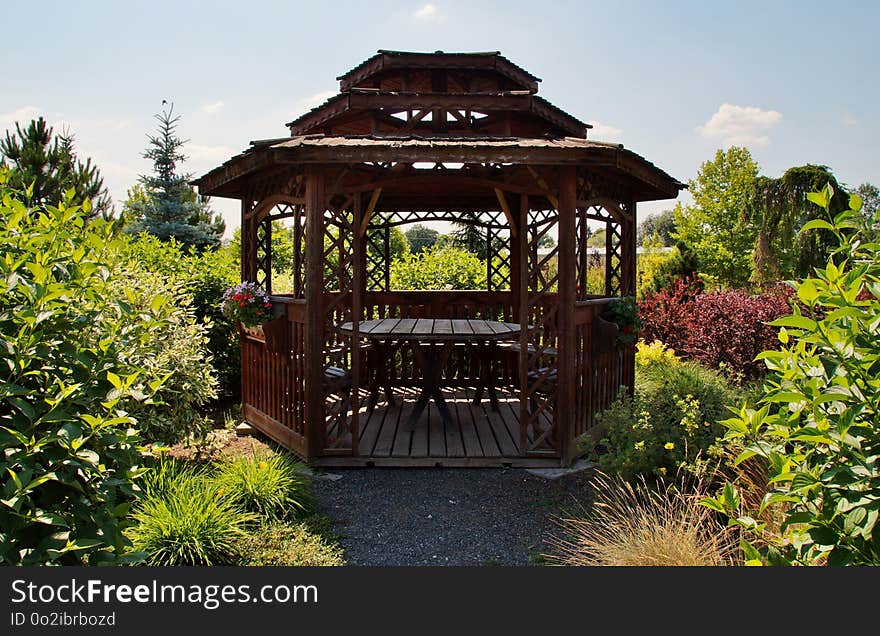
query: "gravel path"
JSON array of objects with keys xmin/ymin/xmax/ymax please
[{"xmin": 311, "ymin": 467, "xmax": 595, "ymax": 566}]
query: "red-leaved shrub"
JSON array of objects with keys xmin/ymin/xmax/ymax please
[{"xmin": 639, "ymin": 277, "xmax": 793, "ymax": 380}]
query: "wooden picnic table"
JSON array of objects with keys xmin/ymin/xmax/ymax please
[{"xmin": 337, "ymin": 318, "xmax": 523, "ymax": 429}]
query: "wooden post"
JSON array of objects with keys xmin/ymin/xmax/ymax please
[
  {"xmin": 517, "ymin": 193, "xmax": 529, "ymax": 454},
  {"xmin": 556, "ymin": 166, "xmax": 577, "ymax": 464},
  {"xmin": 262, "ymin": 217, "xmax": 272, "ymax": 294},
  {"xmin": 350, "ymin": 195, "xmax": 364, "ymax": 455},
  {"xmin": 604, "ymin": 219, "xmax": 614, "ymax": 297},
  {"xmin": 241, "ymin": 196, "xmax": 255, "ymax": 282},
  {"xmin": 622, "ymin": 200, "xmax": 637, "ymax": 297},
  {"xmin": 304, "ymin": 168, "xmax": 326, "ymax": 461},
  {"xmin": 510, "ymin": 199, "xmax": 522, "ymax": 321}
]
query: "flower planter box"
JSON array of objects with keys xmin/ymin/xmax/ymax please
[
  {"xmin": 261, "ymin": 316, "xmax": 290, "ymax": 354},
  {"xmin": 591, "ymin": 315, "xmax": 620, "ymax": 354}
]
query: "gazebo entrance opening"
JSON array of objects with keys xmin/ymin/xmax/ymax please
[{"xmin": 194, "ymin": 51, "xmax": 683, "ymax": 467}]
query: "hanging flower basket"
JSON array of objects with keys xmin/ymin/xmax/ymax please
[{"xmin": 222, "ymin": 282, "xmax": 273, "ymax": 328}]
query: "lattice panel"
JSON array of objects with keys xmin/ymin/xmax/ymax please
[
  {"xmin": 522, "ymin": 207, "xmax": 560, "ymax": 454},
  {"xmin": 370, "ymin": 209, "xmax": 509, "ymax": 230},
  {"xmin": 321, "ymin": 195, "xmax": 358, "ymax": 451},
  {"xmin": 576, "ymin": 204, "xmax": 621, "ymax": 299},
  {"xmin": 365, "ymin": 226, "xmax": 389, "ymax": 291},
  {"xmin": 605, "ymin": 220, "xmax": 623, "ymax": 296},
  {"xmin": 255, "ymin": 218, "xmax": 271, "ymax": 292},
  {"xmin": 486, "ymin": 226, "xmax": 511, "ymax": 291}
]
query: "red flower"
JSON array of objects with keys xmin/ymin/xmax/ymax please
[{"xmin": 239, "ymin": 301, "xmax": 246, "ymax": 307}]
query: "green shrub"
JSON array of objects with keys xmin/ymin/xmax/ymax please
[
  {"xmin": 704, "ymin": 186, "xmax": 880, "ymax": 566},
  {"xmin": 0, "ymin": 178, "xmax": 170, "ymax": 565},
  {"xmin": 120, "ymin": 234, "xmax": 240, "ymax": 398},
  {"xmin": 240, "ymin": 518, "xmax": 345, "ymax": 566},
  {"xmin": 127, "ymin": 466, "xmax": 255, "ymax": 565},
  {"xmin": 590, "ymin": 357, "xmax": 743, "ymax": 482},
  {"xmin": 213, "ymin": 453, "xmax": 313, "ymax": 521},
  {"xmin": 107, "ymin": 262, "xmax": 217, "ymax": 444},
  {"xmin": 390, "ymin": 245, "xmax": 486, "ymax": 290}
]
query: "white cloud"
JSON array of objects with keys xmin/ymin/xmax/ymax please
[
  {"xmin": 696, "ymin": 103, "xmax": 782, "ymax": 147},
  {"xmin": 186, "ymin": 143, "xmax": 237, "ymax": 163},
  {"xmin": 413, "ymin": 3, "xmax": 438, "ymax": 21},
  {"xmin": 0, "ymin": 105, "xmax": 42, "ymax": 132},
  {"xmin": 289, "ymin": 90, "xmax": 337, "ymax": 120},
  {"xmin": 589, "ymin": 121, "xmax": 623, "ymax": 142},
  {"xmin": 201, "ymin": 100, "xmax": 224, "ymax": 115},
  {"xmin": 841, "ymin": 112, "xmax": 859, "ymax": 127}
]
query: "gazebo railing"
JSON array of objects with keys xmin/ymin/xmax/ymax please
[{"xmin": 240, "ymin": 298, "xmax": 308, "ymax": 457}]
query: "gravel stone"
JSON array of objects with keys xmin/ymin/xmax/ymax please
[{"xmin": 311, "ymin": 467, "xmax": 595, "ymax": 566}]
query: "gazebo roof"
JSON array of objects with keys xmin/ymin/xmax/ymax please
[
  {"xmin": 193, "ymin": 50, "xmax": 685, "ymax": 204},
  {"xmin": 336, "ymin": 49, "xmax": 543, "ymax": 92},
  {"xmin": 193, "ymin": 134, "xmax": 684, "ymax": 202}
]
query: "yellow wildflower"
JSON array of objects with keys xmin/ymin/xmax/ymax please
[
  {"xmin": 664, "ymin": 442, "xmax": 675, "ymax": 450},
  {"xmin": 259, "ymin": 460, "xmax": 268, "ymax": 470},
  {"xmin": 657, "ymin": 467, "xmax": 667, "ymax": 476}
]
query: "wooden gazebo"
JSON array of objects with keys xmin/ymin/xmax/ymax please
[{"xmin": 194, "ymin": 50, "xmax": 683, "ymax": 467}]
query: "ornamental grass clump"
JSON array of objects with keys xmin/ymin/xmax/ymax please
[
  {"xmin": 127, "ymin": 465, "xmax": 255, "ymax": 566},
  {"xmin": 213, "ymin": 453, "xmax": 313, "ymax": 521},
  {"xmin": 546, "ymin": 472, "xmax": 735, "ymax": 566}
]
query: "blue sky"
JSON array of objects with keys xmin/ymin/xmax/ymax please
[{"xmin": 3, "ymin": 0, "xmax": 877, "ymax": 234}]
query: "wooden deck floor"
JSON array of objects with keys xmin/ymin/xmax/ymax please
[{"xmin": 316, "ymin": 386, "xmax": 559, "ymax": 467}]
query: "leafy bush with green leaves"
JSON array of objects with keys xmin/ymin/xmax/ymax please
[
  {"xmin": 120, "ymin": 234, "xmax": 240, "ymax": 398},
  {"xmin": 704, "ymin": 186, "xmax": 880, "ymax": 566},
  {"xmin": 390, "ymin": 244, "xmax": 486, "ymax": 290},
  {"xmin": 0, "ymin": 177, "xmax": 169, "ymax": 565},
  {"xmin": 589, "ymin": 356, "xmax": 743, "ymax": 482},
  {"xmin": 213, "ymin": 452, "xmax": 313, "ymax": 521},
  {"xmin": 127, "ymin": 462, "xmax": 255, "ymax": 565},
  {"xmin": 106, "ymin": 262, "xmax": 216, "ymax": 445}
]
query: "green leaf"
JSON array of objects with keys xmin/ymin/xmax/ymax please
[
  {"xmin": 722, "ymin": 482, "xmax": 740, "ymax": 513},
  {"xmin": 807, "ymin": 189, "xmax": 830, "ymax": 210},
  {"xmin": 800, "ymin": 219, "xmax": 835, "ymax": 233},
  {"xmin": 106, "ymin": 371, "xmax": 122, "ymax": 390},
  {"xmin": 699, "ymin": 497, "xmax": 726, "ymax": 513},
  {"xmin": 771, "ymin": 315, "xmax": 817, "ymax": 330}
]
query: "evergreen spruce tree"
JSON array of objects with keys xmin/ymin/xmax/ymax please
[
  {"xmin": 1, "ymin": 117, "xmax": 113, "ymax": 218},
  {"xmin": 126, "ymin": 104, "xmax": 225, "ymax": 250}
]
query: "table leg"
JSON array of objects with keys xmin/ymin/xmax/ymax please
[
  {"xmin": 407, "ymin": 341, "xmax": 454, "ymax": 429},
  {"xmin": 367, "ymin": 340, "xmax": 396, "ymax": 412},
  {"xmin": 472, "ymin": 341, "xmax": 501, "ymax": 411}
]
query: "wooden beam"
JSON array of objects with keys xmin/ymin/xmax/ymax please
[
  {"xmin": 493, "ymin": 188, "xmax": 517, "ymax": 237},
  {"xmin": 526, "ymin": 166, "xmax": 560, "ymax": 209},
  {"xmin": 357, "ymin": 187, "xmax": 383, "ymax": 235}
]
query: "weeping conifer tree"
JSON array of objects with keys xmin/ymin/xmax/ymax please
[
  {"xmin": 126, "ymin": 103, "xmax": 225, "ymax": 250},
  {"xmin": 1, "ymin": 117, "xmax": 113, "ymax": 218},
  {"xmin": 750, "ymin": 165, "xmax": 849, "ymax": 285}
]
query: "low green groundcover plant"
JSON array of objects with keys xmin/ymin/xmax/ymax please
[
  {"xmin": 703, "ymin": 186, "xmax": 880, "ymax": 566},
  {"xmin": 127, "ymin": 461, "xmax": 256, "ymax": 566},
  {"xmin": 240, "ymin": 517, "xmax": 345, "ymax": 566},
  {"xmin": 213, "ymin": 453, "xmax": 313, "ymax": 521}
]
